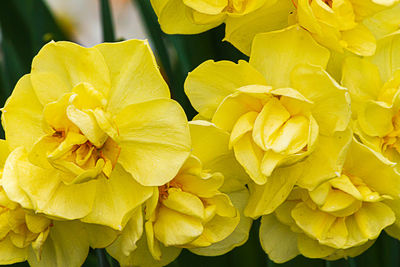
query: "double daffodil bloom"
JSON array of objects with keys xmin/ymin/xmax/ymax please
[
  {"xmin": 1, "ymin": 40, "xmax": 191, "ymax": 230},
  {"xmin": 107, "ymin": 121, "xmax": 252, "ymax": 267},
  {"xmin": 342, "ymin": 32, "xmax": 400, "ymax": 166},
  {"xmin": 185, "ymin": 26, "xmax": 351, "ymax": 201},
  {"xmin": 0, "ymin": 140, "xmax": 116, "ymax": 267},
  {"xmin": 225, "ymin": 0, "xmax": 399, "ymax": 55},
  {"xmin": 150, "ymin": 0, "xmax": 277, "ymax": 34},
  {"xmin": 259, "ymin": 139, "xmax": 400, "ymax": 263}
]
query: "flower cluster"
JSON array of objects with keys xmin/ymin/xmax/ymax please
[{"xmin": 1, "ymin": 1, "xmax": 400, "ymax": 266}]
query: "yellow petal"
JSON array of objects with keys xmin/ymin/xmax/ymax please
[
  {"xmin": 82, "ymin": 223, "xmax": 118, "ymax": 249},
  {"xmin": 341, "ymin": 23, "xmax": 376, "ymax": 56},
  {"xmin": 230, "ymin": 111, "xmax": 258, "ymax": 148},
  {"xmin": 244, "ymin": 164, "xmax": 299, "ymax": 218},
  {"xmin": 27, "ymin": 221, "xmax": 89, "ymax": 267},
  {"xmin": 204, "ymin": 193, "xmax": 237, "ymax": 217},
  {"xmin": 115, "ymin": 99, "xmax": 190, "ymax": 186},
  {"xmin": 185, "ymin": 60, "xmax": 267, "ymax": 119},
  {"xmin": 2, "ymin": 75, "xmax": 45, "ymax": 151},
  {"xmin": 290, "ymin": 64, "xmax": 351, "ymax": 135},
  {"xmin": 341, "ymin": 57, "xmax": 382, "ymax": 103},
  {"xmin": 95, "ymin": 40, "xmax": 170, "ymax": 115},
  {"xmin": 190, "ymin": 189, "xmax": 252, "ymax": 256},
  {"xmin": 296, "ymin": 129, "xmax": 352, "ymax": 190},
  {"xmin": 224, "ymin": 0, "xmax": 294, "ymax": 55},
  {"xmin": 183, "ymin": 0, "xmax": 227, "ymax": 14},
  {"xmin": 25, "ymin": 214, "xmax": 51, "ymax": 234},
  {"xmin": 3, "ymin": 147, "xmax": 96, "ymax": 220},
  {"xmin": 30, "ymin": 41, "xmax": 110, "ymax": 106},
  {"xmin": 354, "ymin": 202, "xmax": 395, "ymax": 239},
  {"xmin": 344, "ymin": 139, "xmax": 400, "ymax": 197},
  {"xmin": 250, "ymin": 25, "xmax": 330, "ymax": 88},
  {"xmin": 163, "ymin": 188, "xmax": 205, "ymax": 219},
  {"xmin": 151, "ymin": 0, "xmax": 224, "ymax": 34},
  {"xmin": 372, "ymin": 32, "xmax": 400, "ymax": 82},
  {"xmin": 259, "ymin": 214, "xmax": 299, "ymax": 263},
  {"xmin": 297, "ymin": 234, "xmax": 335, "ymax": 259},
  {"xmin": 107, "ymin": 227, "xmax": 181, "ymax": 267},
  {"xmin": 81, "ymin": 164, "xmax": 153, "ymax": 230},
  {"xmin": 233, "ymin": 133, "xmax": 265, "ymax": 185},
  {"xmin": 153, "ymin": 206, "xmax": 203, "ymax": 246},
  {"xmin": 0, "ymin": 236, "xmax": 27, "ymax": 265}
]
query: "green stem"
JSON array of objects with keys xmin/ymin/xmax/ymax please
[
  {"xmin": 96, "ymin": 249, "xmax": 111, "ymax": 267},
  {"xmin": 348, "ymin": 258, "xmax": 357, "ymax": 267},
  {"xmin": 100, "ymin": 0, "xmax": 115, "ymax": 42}
]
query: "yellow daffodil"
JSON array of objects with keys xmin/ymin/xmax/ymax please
[
  {"xmin": 0, "ymin": 140, "xmax": 116, "ymax": 267},
  {"xmin": 150, "ymin": 0, "xmax": 277, "ymax": 34},
  {"xmin": 224, "ymin": 0, "xmax": 398, "ymax": 55},
  {"xmin": 1, "ymin": 40, "xmax": 191, "ymax": 230},
  {"xmin": 342, "ymin": 32, "xmax": 400, "ymax": 167},
  {"xmin": 107, "ymin": 121, "xmax": 252, "ymax": 267},
  {"xmin": 185, "ymin": 25, "xmax": 351, "ymax": 209},
  {"xmin": 259, "ymin": 139, "xmax": 400, "ymax": 263}
]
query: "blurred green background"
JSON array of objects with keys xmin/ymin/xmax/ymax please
[{"xmin": 1, "ymin": 0, "xmax": 399, "ymax": 266}]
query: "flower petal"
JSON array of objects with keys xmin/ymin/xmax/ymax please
[
  {"xmin": 115, "ymin": 99, "xmax": 191, "ymax": 186},
  {"xmin": 250, "ymin": 25, "xmax": 330, "ymax": 88},
  {"xmin": 95, "ymin": 40, "xmax": 170, "ymax": 115}
]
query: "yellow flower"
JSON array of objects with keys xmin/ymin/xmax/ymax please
[
  {"xmin": 259, "ymin": 139, "xmax": 400, "ymax": 263},
  {"xmin": 0, "ymin": 140, "xmax": 116, "ymax": 267},
  {"xmin": 342, "ymin": 32, "xmax": 400, "ymax": 167},
  {"xmin": 1, "ymin": 40, "xmax": 191, "ymax": 229},
  {"xmin": 107, "ymin": 121, "xmax": 252, "ymax": 267},
  {"xmin": 224, "ymin": 0, "xmax": 398, "ymax": 55},
  {"xmin": 150, "ymin": 0, "xmax": 276, "ymax": 34},
  {"xmin": 185, "ymin": 25, "xmax": 351, "ymax": 194}
]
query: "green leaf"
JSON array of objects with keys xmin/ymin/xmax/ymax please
[{"xmin": 100, "ymin": 0, "xmax": 115, "ymax": 42}]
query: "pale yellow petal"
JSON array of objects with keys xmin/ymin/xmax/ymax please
[
  {"xmin": 115, "ymin": 99, "xmax": 190, "ymax": 186},
  {"xmin": 250, "ymin": 25, "xmax": 330, "ymax": 88},
  {"xmin": 81, "ymin": 164, "xmax": 153, "ymax": 230},
  {"xmin": 2, "ymin": 75, "xmax": 45, "ymax": 151},
  {"xmin": 95, "ymin": 40, "xmax": 170, "ymax": 115},
  {"xmin": 153, "ymin": 206, "xmax": 203, "ymax": 246},
  {"xmin": 0, "ymin": 236, "xmax": 27, "ymax": 265},
  {"xmin": 30, "ymin": 41, "xmax": 110, "ymax": 105},
  {"xmin": 185, "ymin": 60, "xmax": 267, "ymax": 119},
  {"xmin": 259, "ymin": 214, "xmax": 299, "ymax": 263}
]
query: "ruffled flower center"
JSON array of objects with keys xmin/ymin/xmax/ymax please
[
  {"xmin": 382, "ymin": 111, "xmax": 400, "ymax": 155},
  {"xmin": 31, "ymin": 82, "xmax": 120, "ymax": 184}
]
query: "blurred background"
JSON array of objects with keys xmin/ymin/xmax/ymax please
[{"xmin": 1, "ymin": 1, "xmax": 399, "ymax": 266}]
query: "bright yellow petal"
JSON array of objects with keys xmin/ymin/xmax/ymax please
[
  {"xmin": 233, "ymin": 133, "xmax": 265, "ymax": 185},
  {"xmin": 341, "ymin": 23, "xmax": 376, "ymax": 56},
  {"xmin": 0, "ymin": 236, "xmax": 27, "ymax": 265},
  {"xmin": 371, "ymin": 32, "xmax": 400, "ymax": 82},
  {"xmin": 364, "ymin": 3, "xmax": 400, "ymax": 39},
  {"xmin": 224, "ymin": 0, "xmax": 294, "ymax": 55},
  {"xmin": 297, "ymin": 234, "xmax": 335, "ymax": 259},
  {"xmin": 163, "ymin": 188, "xmax": 205, "ymax": 219},
  {"xmin": 2, "ymin": 75, "xmax": 45, "ymax": 151},
  {"xmin": 115, "ymin": 99, "xmax": 190, "ymax": 186},
  {"xmin": 296, "ymin": 129, "xmax": 352, "ymax": 190},
  {"xmin": 30, "ymin": 41, "xmax": 110, "ymax": 105},
  {"xmin": 190, "ymin": 189, "xmax": 252, "ymax": 256},
  {"xmin": 3, "ymin": 147, "xmax": 96, "ymax": 219},
  {"xmin": 341, "ymin": 57, "xmax": 382, "ymax": 103},
  {"xmin": 244, "ymin": 164, "xmax": 299, "ymax": 218},
  {"xmin": 185, "ymin": 60, "xmax": 267, "ymax": 119},
  {"xmin": 81, "ymin": 164, "xmax": 153, "ymax": 230},
  {"xmin": 153, "ymin": 206, "xmax": 203, "ymax": 246},
  {"xmin": 344, "ymin": 139, "xmax": 400, "ymax": 197},
  {"xmin": 259, "ymin": 214, "xmax": 299, "ymax": 263},
  {"xmin": 151, "ymin": 0, "xmax": 224, "ymax": 34},
  {"xmin": 95, "ymin": 40, "xmax": 170, "ymax": 115},
  {"xmin": 290, "ymin": 64, "xmax": 351, "ymax": 136},
  {"xmin": 250, "ymin": 25, "xmax": 330, "ymax": 88}
]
